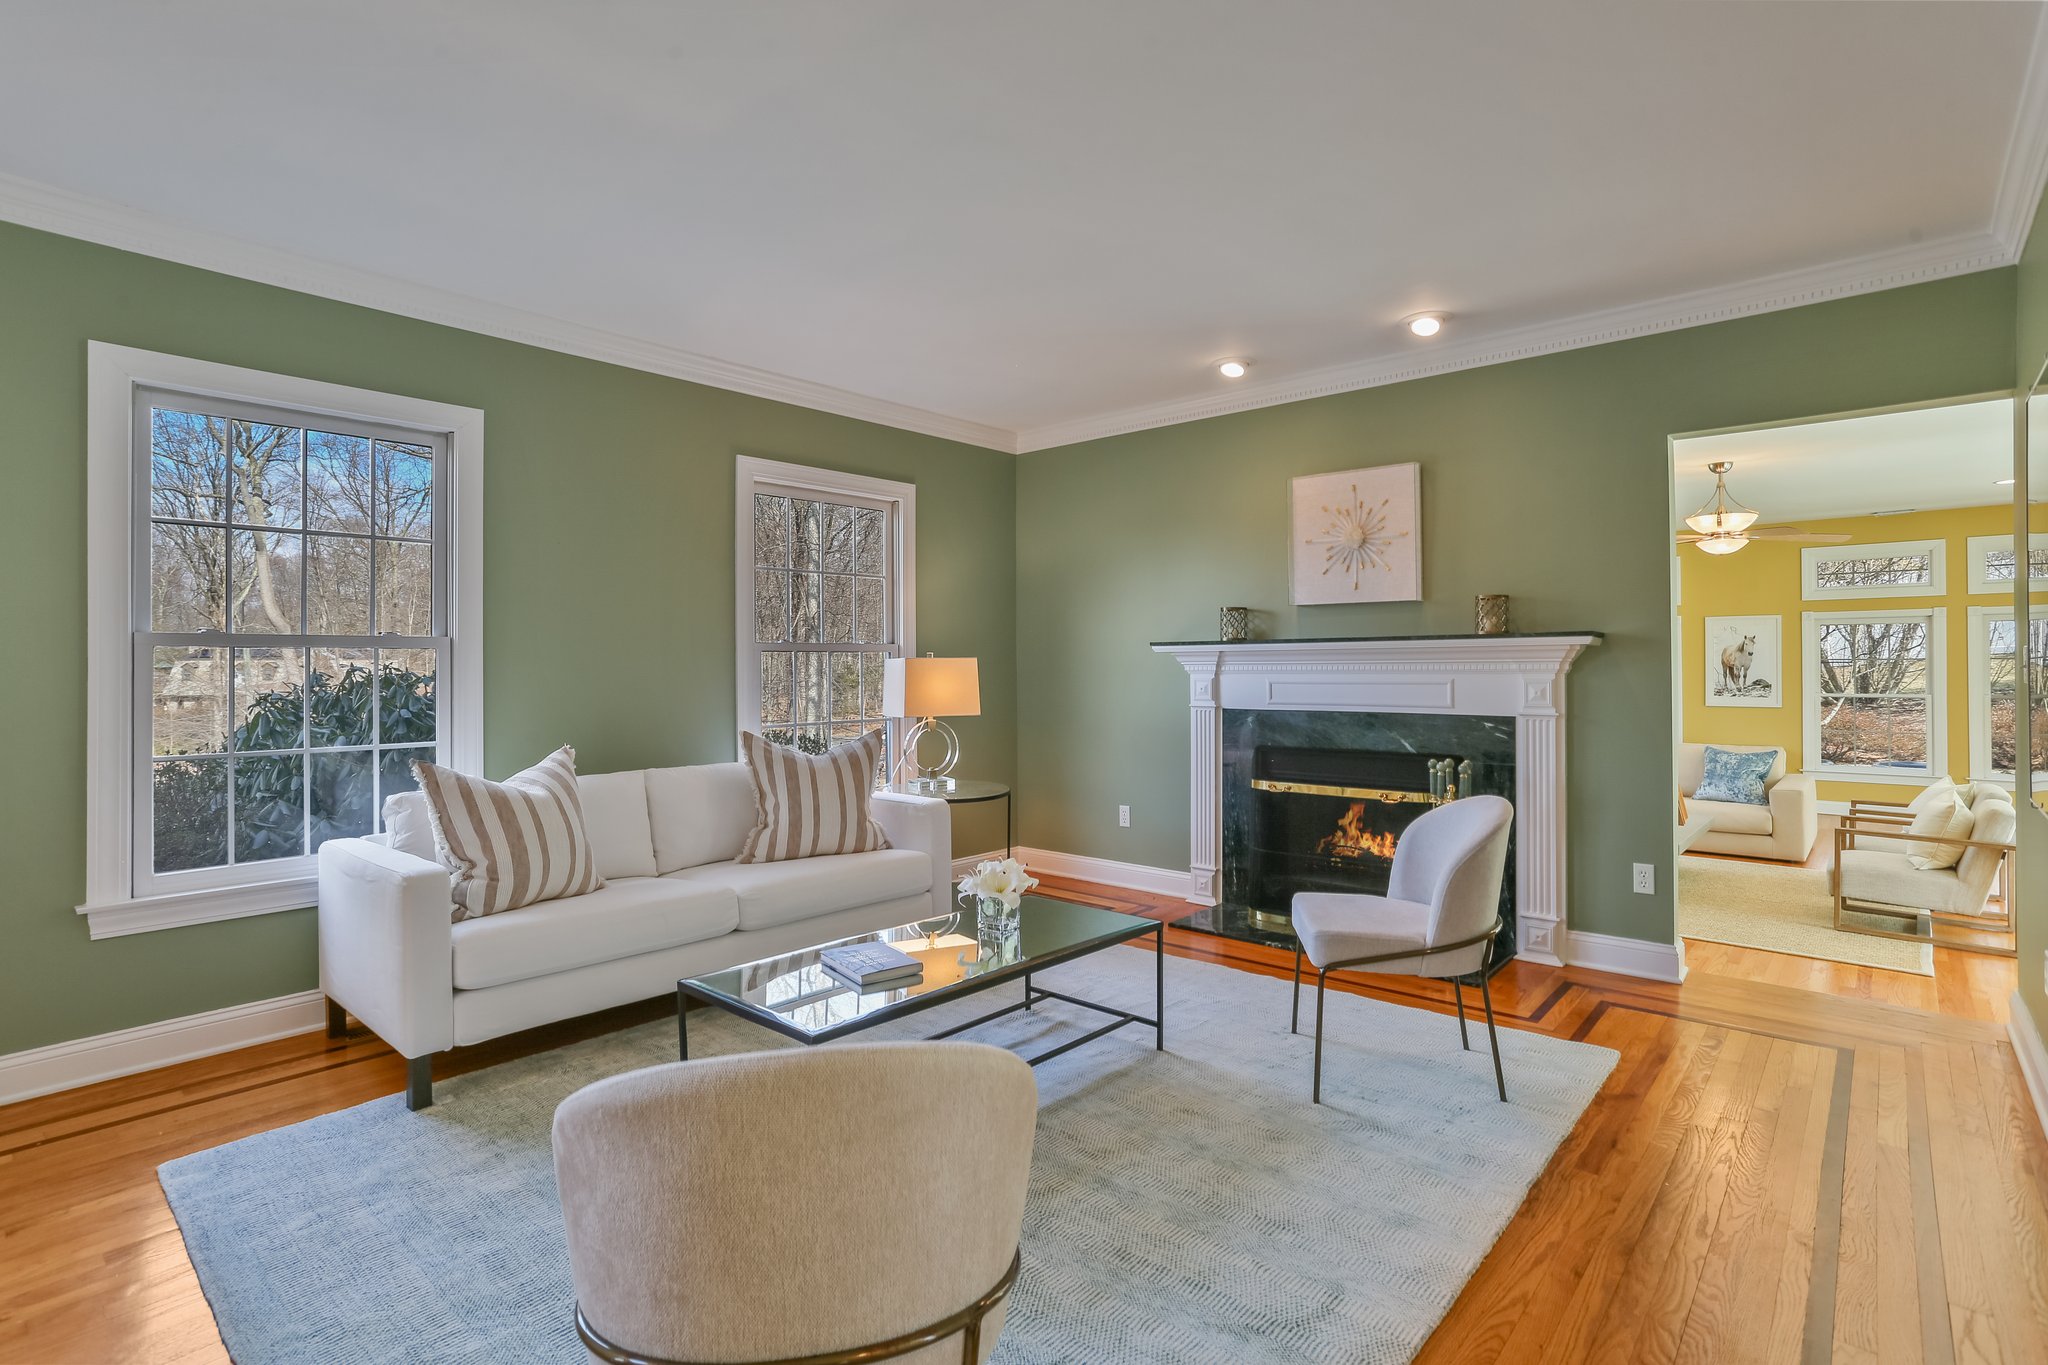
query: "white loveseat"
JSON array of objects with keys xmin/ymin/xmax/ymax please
[
  {"xmin": 317, "ymin": 762, "xmax": 951, "ymax": 1108},
  {"xmin": 1676, "ymin": 743, "xmax": 1818, "ymax": 863}
]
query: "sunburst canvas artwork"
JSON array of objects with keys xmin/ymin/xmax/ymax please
[{"xmin": 1290, "ymin": 463, "xmax": 1421, "ymax": 604}]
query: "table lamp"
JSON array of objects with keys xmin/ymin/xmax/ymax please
[{"xmin": 883, "ymin": 654, "xmax": 980, "ymax": 791}]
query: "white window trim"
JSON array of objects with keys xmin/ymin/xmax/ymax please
[
  {"xmin": 1965, "ymin": 604, "xmax": 2017, "ymax": 785},
  {"xmin": 1965, "ymin": 533, "xmax": 2048, "ymax": 596},
  {"xmin": 1800, "ymin": 607, "xmax": 1946, "ymax": 785},
  {"xmin": 1800, "ymin": 539, "xmax": 1946, "ymax": 601},
  {"xmin": 732, "ymin": 455, "xmax": 916, "ymax": 761},
  {"xmin": 81, "ymin": 342, "xmax": 483, "ymax": 939}
]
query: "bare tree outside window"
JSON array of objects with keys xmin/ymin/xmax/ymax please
[
  {"xmin": 749, "ymin": 490, "xmax": 892, "ymax": 756},
  {"xmin": 144, "ymin": 398, "xmax": 443, "ymax": 876},
  {"xmin": 1815, "ymin": 618, "xmax": 1930, "ymax": 770},
  {"xmin": 1979, "ymin": 546, "xmax": 2048, "ymax": 584},
  {"xmin": 1811, "ymin": 554, "xmax": 1933, "ymax": 590}
]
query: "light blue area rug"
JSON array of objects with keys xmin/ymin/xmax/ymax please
[{"xmin": 160, "ymin": 948, "xmax": 1617, "ymax": 1364}]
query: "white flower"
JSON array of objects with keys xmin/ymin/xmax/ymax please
[{"xmin": 957, "ymin": 857, "xmax": 1038, "ymax": 911}]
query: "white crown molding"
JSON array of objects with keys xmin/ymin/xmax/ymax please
[
  {"xmin": 1015, "ymin": 229, "xmax": 2015, "ymax": 452},
  {"xmin": 0, "ymin": 171, "xmax": 1016, "ymax": 454},
  {"xmin": 10, "ymin": 3, "xmax": 2048, "ymax": 469},
  {"xmin": 0, "ymin": 990, "xmax": 326, "ymax": 1106},
  {"xmin": 1990, "ymin": 4, "xmax": 2048, "ymax": 259}
]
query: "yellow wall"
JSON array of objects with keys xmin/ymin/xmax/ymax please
[{"xmin": 1678, "ymin": 503, "xmax": 2012, "ymax": 806}]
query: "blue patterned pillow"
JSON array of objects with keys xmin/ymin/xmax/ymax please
[{"xmin": 1694, "ymin": 747, "xmax": 1777, "ymax": 806}]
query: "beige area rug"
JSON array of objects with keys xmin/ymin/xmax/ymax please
[{"xmin": 1678, "ymin": 855, "xmax": 1934, "ymax": 976}]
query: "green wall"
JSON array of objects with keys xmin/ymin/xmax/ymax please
[
  {"xmin": 1013, "ymin": 271, "xmax": 2017, "ymax": 947},
  {"xmin": 0, "ymin": 220, "xmax": 1016, "ymax": 1056}
]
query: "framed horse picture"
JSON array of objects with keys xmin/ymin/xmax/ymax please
[{"xmin": 1705, "ymin": 614, "xmax": 1781, "ymax": 708}]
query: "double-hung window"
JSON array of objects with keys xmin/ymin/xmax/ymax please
[
  {"xmin": 1967, "ymin": 605, "xmax": 2048, "ymax": 782},
  {"xmin": 735, "ymin": 457, "xmax": 914, "ymax": 760},
  {"xmin": 1801, "ymin": 608, "xmax": 1945, "ymax": 781},
  {"xmin": 84, "ymin": 345, "xmax": 482, "ymax": 937}
]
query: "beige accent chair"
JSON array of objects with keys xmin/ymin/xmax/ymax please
[
  {"xmin": 553, "ymin": 1042, "xmax": 1037, "ymax": 1365},
  {"xmin": 1289, "ymin": 795, "xmax": 1515, "ymax": 1105},
  {"xmin": 1676, "ymin": 743, "xmax": 1818, "ymax": 862},
  {"xmin": 1834, "ymin": 782, "xmax": 2017, "ymax": 958}
]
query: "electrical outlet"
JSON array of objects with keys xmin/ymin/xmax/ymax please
[
  {"xmin": 1632, "ymin": 863, "xmax": 1655, "ymax": 895},
  {"xmin": 1118, "ymin": 805, "xmax": 1131, "ymax": 828}
]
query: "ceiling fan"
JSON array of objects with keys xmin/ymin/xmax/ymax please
[{"xmin": 1675, "ymin": 462, "xmax": 1852, "ymax": 556}]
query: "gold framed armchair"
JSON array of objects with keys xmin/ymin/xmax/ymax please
[{"xmin": 1831, "ymin": 787, "xmax": 2016, "ymax": 958}]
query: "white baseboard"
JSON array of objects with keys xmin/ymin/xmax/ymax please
[
  {"xmin": 951, "ymin": 849, "xmax": 1010, "ymax": 877},
  {"xmin": 1010, "ymin": 846, "xmax": 1194, "ymax": 900},
  {"xmin": 1568, "ymin": 930, "xmax": 1688, "ymax": 983},
  {"xmin": 2010, "ymin": 992, "xmax": 2048, "ymax": 1142},
  {"xmin": 0, "ymin": 989, "xmax": 327, "ymax": 1107}
]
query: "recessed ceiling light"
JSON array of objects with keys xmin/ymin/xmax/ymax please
[
  {"xmin": 1403, "ymin": 312, "xmax": 1446, "ymax": 338},
  {"xmin": 1996, "ymin": 477, "xmax": 2015, "ymax": 486},
  {"xmin": 1217, "ymin": 359, "xmax": 1249, "ymax": 379}
]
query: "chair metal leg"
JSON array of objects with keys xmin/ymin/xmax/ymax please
[
  {"xmin": 325, "ymin": 997, "xmax": 347, "ymax": 1039},
  {"xmin": 1290, "ymin": 947, "xmax": 1303, "ymax": 1034},
  {"xmin": 1451, "ymin": 977, "xmax": 1470, "ymax": 1051},
  {"xmin": 1312, "ymin": 969, "xmax": 1328, "ymax": 1104},
  {"xmin": 1478, "ymin": 967, "xmax": 1507, "ymax": 1103},
  {"xmin": 405, "ymin": 1055, "xmax": 433, "ymax": 1110}
]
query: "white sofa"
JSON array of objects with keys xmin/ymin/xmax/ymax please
[
  {"xmin": 1677, "ymin": 743, "xmax": 1818, "ymax": 863},
  {"xmin": 317, "ymin": 762, "xmax": 951, "ymax": 1108}
]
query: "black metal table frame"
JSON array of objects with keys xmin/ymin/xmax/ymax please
[
  {"xmin": 894, "ymin": 781, "xmax": 1012, "ymax": 860},
  {"xmin": 678, "ymin": 920, "xmax": 1164, "ymax": 1067}
]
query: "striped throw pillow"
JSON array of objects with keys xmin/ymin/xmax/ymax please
[
  {"xmin": 737, "ymin": 729, "xmax": 892, "ymax": 863},
  {"xmin": 412, "ymin": 746, "xmax": 606, "ymax": 921}
]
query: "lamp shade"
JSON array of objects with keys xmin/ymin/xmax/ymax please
[{"xmin": 883, "ymin": 656, "xmax": 980, "ymax": 718}]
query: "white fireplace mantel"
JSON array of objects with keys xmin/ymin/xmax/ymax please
[{"xmin": 1151, "ymin": 633, "xmax": 1602, "ymax": 967}]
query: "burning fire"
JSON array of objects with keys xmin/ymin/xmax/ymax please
[{"xmin": 1316, "ymin": 802, "xmax": 1398, "ymax": 861}]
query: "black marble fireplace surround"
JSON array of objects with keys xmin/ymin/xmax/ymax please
[{"xmin": 1184, "ymin": 708, "xmax": 1518, "ymax": 969}]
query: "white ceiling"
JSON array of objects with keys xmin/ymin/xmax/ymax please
[
  {"xmin": 2, "ymin": 2, "xmax": 2044, "ymax": 452},
  {"xmin": 1672, "ymin": 398, "xmax": 2015, "ymax": 525}
]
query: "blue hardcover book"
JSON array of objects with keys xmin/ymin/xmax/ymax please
[{"xmin": 818, "ymin": 941, "xmax": 923, "ymax": 989}]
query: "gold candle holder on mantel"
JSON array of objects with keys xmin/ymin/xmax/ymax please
[
  {"xmin": 1475, "ymin": 595, "xmax": 1510, "ymax": 635},
  {"xmin": 1218, "ymin": 606, "xmax": 1253, "ymax": 642}
]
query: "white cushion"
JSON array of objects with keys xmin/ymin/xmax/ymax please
[
  {"xmin": 382, "ymin": 790, "xmax": 438, "ymax": 862},
  {"xmin": 1689, "ymin": 797, "xmax": 1773, "ymax": 838},
  {"xmin": 665, "ymin": 849, "xmax": 933, "ymax": 931},
  {"xmin": 1904, "ymin": 777, "xmax": 1958, "ymax": 814},
  {"xmin": 450, "ymin": 877, "xmax": 739, "ymax": 990},
  {"xmin": 646, "ymin": 763, "xmax": 760, "ymax": 874},
  {"xmin": 1961, "ymin": 781, "xmax": 2012, "ymax": 810},
  {"xmin": 1837, "ymin": 849, "xmax": 1977, "ymax": 915},
  {"xmin": 1905, "ymin": 791, "xmax": 1973, "ymax": 871},
  {"xmin": 577, "ymin": 770, "xmax": 657, "ymax": 880},
  {"xmin": 1291, "ymin": 893, "xmax": 1429, "ymax": 966}
]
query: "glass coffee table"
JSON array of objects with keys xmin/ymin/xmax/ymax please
[{"xmin": 677, "ymin": 895, "xmax": 1166, "ymax": 1066}]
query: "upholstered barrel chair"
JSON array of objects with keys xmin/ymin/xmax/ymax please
[{"xmin": 553, "ymin": 1042, "xmax": 1038, "ymax": 1364}]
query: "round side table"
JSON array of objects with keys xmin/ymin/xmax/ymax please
[{"xmin": 889, "ymin": 779, "xmax": 1012, "ymax": 857}]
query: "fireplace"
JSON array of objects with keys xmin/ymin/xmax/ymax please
[
  {"xmin": 1152, "ymin": 634, "xmax": 1601, "ymax": 968},
  {"xmin": 1201, "ymin": 707, "xmax": 1517, "ymax": 968},
  {"xmin": 1238, "ymin": 744, "xmax": 1456, "ymax": 918}
]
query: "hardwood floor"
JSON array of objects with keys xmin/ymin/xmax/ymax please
[
  {"xmin": 2, "ymin": 874, "xmax": 2044, "ymax": 1363},
  {"xmin": 1679, "ymin": 816, "xmax": 2019, "ymax": 1021}
]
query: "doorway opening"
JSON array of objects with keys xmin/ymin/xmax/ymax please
[{"xmin": 1667, "ymin": 395, "xmax": 2021, "ymax": 1014}]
